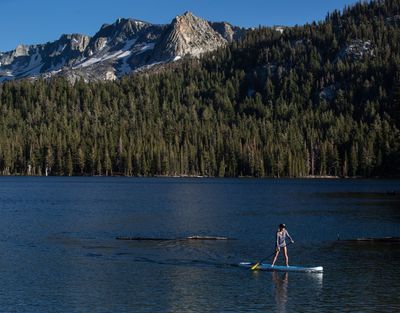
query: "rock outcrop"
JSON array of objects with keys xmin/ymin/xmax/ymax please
[
  {"xmin": 0, "ymin": 12, "xmax": 246, "ymax": 82},
  {"xmin": 151, "ymin": 12, "xmax": 227, "ymax": 61}
]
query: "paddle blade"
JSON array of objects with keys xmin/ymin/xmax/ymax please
[{"xmin": 251, "ymin": 262, "xmax": 260, "ymax": 270}]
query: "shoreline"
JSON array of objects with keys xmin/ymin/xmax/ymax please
[{"xmin": 0, "ymin": 174, "xmax": 398, "ymax": 179}]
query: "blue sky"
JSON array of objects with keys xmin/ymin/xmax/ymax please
[{"xmin": 0, "ymin": 0, "xmax": 360, "ymax": 52}]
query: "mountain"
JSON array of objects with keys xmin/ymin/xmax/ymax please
[
  {"xmin": 0, "ymin": 12, "xmax": 245, "ymax": 82},
  {"xmin": 151, "ymin": 12, "xmax": 226, "ymax": 61},
  {"xmin": 0, "ymin": 0, "xmax": 399, "ymax": 178}
]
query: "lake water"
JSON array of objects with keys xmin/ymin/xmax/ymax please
[{"xmin": 0, "ymin": 177, "xmax": 399, "ymax": 312}]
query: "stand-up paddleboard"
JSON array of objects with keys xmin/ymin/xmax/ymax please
[{"xmin": 239, "ymin": 262, "xmax": 323, "ymax": 273}]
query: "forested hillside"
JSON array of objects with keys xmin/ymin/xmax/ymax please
[{"xmin": 0, "ymin": 0, "xmax": 399, "ymax": 177}]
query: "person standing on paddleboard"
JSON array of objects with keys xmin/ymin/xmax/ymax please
[{"xmin": 271, "ymin": 224, "xmax": 294, "ymax": 267}]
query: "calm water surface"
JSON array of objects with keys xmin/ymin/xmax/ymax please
[{"xmin": 0, "ymin": 177, "xmax": 399, "ymax": 312}]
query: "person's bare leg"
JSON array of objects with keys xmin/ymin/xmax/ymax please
[
  {"xmin": 283, "ymin": 246, "xmax": 289, "ymax": 266},
  {"xmin": 271, "ymin": 248, "xmax": 280, "ymax": 266}
]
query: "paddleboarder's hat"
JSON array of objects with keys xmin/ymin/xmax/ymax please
[{"xmin": 279, "ymin": 223, "xmax": 286, "ymax": 229}]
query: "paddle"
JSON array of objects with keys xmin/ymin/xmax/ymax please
[
  {"xmin": 251, "ymin": 241, "xmax": 294, "ymax": 270},
  {"xmin": 250, "ymin": 252, "xmax": 276, "ymax": 270}
]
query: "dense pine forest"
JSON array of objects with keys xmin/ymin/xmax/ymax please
[{"xmin": 0, "ymin": 0, "xmax": 399, "ymax": 177}]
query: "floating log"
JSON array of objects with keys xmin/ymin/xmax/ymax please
[
  {"xmin": 116, "ymin": 237, "xmax": 171, "ymax": 241},
  {"xmin": 186, "ymin": 235, "xmax": 231, "ymax": 240},
  {"xmin": 344, "ymin": 237, "xmax": 400, "ymax": 243},
  {"xmin": 116, "ymin": 235, "xmax": 233, "ymax": 241}
]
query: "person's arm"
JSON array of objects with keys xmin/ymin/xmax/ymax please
[{"xmin": 286, "ymin": 230, "xmax": 294, "ymax": 243}]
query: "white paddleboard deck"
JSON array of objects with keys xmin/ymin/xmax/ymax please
[{"xmin": 239, "ymin": 262, "xmax": 323, "ymax": 273}]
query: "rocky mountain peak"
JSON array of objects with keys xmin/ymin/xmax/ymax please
[
  {"xmin": 84, "ymin": 17, "xmax": 150, "ymax": 57},
  {"xmin": 59, "ymin": 34, "xmax": 90, "ymax": 52},
  {"xmin": 15, "ymin": 44, "xmax": 30, "ymax": 57},
  {"xmin": 209, "ymin": 22, "xmax": 246, "ymax": 42},
  {"xmin": 0, "ymin": 12, "xmax": 245, "ymax": 82},
  {"xmin": 92, "ymin": 18, "xmax": 148, "ymax": 43},
  {"xmin": 172, "ymin": 11, "xmax": 213, "ymax": 34},
  {"xmin": 182, "ymin": 11, "xmax": 194, "ymax": 17},
  {"xmin": 152, "ymin": 12, "xmax": 227, "ymax": 61}
]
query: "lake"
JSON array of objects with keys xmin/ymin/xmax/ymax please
[{"xmin": 0, "ymin": 177, "xmax": 399, "ymax": 312}]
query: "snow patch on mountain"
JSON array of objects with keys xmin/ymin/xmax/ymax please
[
  {"xmin": 0, "ymin": 12, "xmax": 246, "ymax": 82},
  {"xmin": 137, "ymin": 42, "xmax": 155, "ymax": 54},
  {"xmin": 74, "ymin": 38, "xmax": 138, "ymax": 69}
]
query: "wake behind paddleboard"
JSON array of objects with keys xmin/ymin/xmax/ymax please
[{"xmin": 239, "ymin": 262, "xmax": 323, "ymax": 273}]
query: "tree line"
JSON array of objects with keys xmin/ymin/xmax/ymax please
[{"xmin": 0, "ymin": 0, "xmax": 399, "ymax": 177}]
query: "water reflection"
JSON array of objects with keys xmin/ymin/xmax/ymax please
[
  {"xmin": 310, "ymin": 272, "xmax": 324, "ymax": 289},
  {"xmin": 271, "ymin": 271, "xmax": 323, "ymax": 313},
  {"xmin": 272, "ymin": 272, "xmax": 288, "ymax": 313}
]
